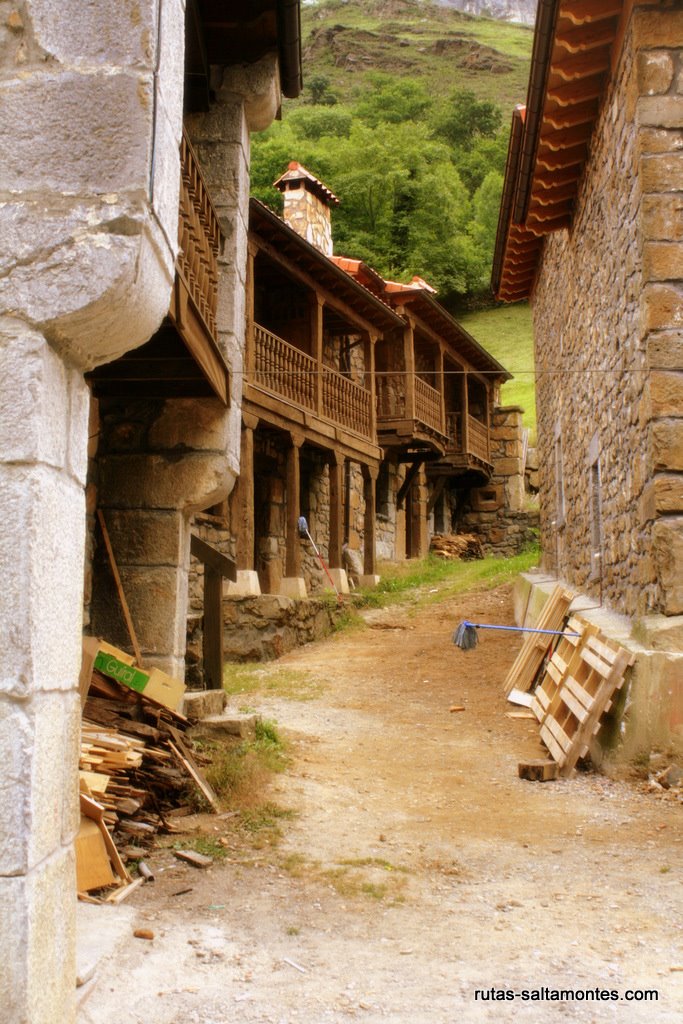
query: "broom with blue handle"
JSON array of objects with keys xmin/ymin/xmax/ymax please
[{"xmin": 453, "ymin": 620, "xmax": 580, "ymax": 651}]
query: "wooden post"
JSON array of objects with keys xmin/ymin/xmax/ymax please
[
  {"xmin": 461, "ymin": 370, "xmax": 469, "ymax": 456},
  {"xmin": 483, "ymin": 381, "xmax": 490, "ymax": 461},
  {"xmin": 362, "ymin": 464, "xmax": 378, "ymax": 577},
  {"xmin": 311, "ymin": 294, "xmax": 324, "ymax": 416},
  {"xmin": 328, "ymin": 450, "xmax": 344, "ymax": 569},
  {"xmin": 245, "ymin": 242, "xmax": 257, "ymax": 380},
  {"xmin": 285, "ymin": 433, "xmax": 304, "ymax": 578},
  {"xmin": 403, "ymin": 317, "xmax": 416, "ymax": 421},
  {"xmin": 236, "ymin": 418, "xmax": 257, "ymax": 571},
  {"xmin": 203, "ymin": 567, "xmax": 223, "ymax": 690},
  {"xmin": 438, "ymin": 345, "xmax": 446, "ymax": 435},
  {"xmin": 366, "ymin": 334, "xmax": 377, "ymax": 439},
  {"xmin": 410, "ymin": 466, "xmax": 426, "ymax": 559}
]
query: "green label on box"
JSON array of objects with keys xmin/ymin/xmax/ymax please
[{"xmin": 94, "ymin": 651, "xmax": 149, "ymax": 694}]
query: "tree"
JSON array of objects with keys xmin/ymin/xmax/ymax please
[
  {"xmin": 352, "ymin": 73, "xmax": 431, "ymax": 127},
  {"xmin": 306, "ymin": 74, "xmax": 338, "ymax": 106},
  {"xmin": 432, "ymin": 89, "xmax": 502, "ymax": 150}
]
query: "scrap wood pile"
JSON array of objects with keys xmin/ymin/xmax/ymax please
[
  {"xmin": 77, "ymin": 643, "xmax": 220, "ymax": 903},
  {"xmin": 430, "ymin": 533, "xmax": 483, "ymax": 561},
  {"xmin": 503, "ymin": 586, "xmax": 636, "ymax": 780}
]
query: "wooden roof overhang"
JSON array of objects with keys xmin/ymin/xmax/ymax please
[
  {"xmin": 185, "ymin": 0, "xmax": 302, "ymax": 111},
  {"xmin": 492, "ymin": 0, "xmax": 637, "ymax": 302},
  {"xmin": 249, "ymin": 200, "xmax": 405, "ymax": 337},
  {"xmin": 387, "ymin": 288, "xmax": 511, "ymax": 385}
]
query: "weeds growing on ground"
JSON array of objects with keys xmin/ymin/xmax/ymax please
[{"xmin": 223, "ymin": 664, "xmax": 324, "ymax": 701}]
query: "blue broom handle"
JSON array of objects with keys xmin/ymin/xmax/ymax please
[{"xmin": 463, "ymin": 621, "xmax": 580, "ymax": 638}]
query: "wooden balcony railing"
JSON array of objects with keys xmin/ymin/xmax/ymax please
[
  {"xmin": 446, "ymin": 412, "xmax": 490, "ymax": 463},
  {"xmin": 254, "ymin": 325, "xmax": 317, "ymax": 411},
  {"xmin": 415, "ymin": 376, "xmax": 443, "ymax": 434},
  {"xmin": 252, "ymin": 324, "xmax": 372, "ymax": 438},
  {"xmin": 178, "ymin": 131, "xmax": 221, "ymax": 341}
]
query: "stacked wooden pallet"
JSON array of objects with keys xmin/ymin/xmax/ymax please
[
  {"xmin": 502, "ymin": 585, "xmax": 575, "ymax": 696},
  {"xmin": 535, "ymin": 626, "xmax": 635, "ymax": 776}
]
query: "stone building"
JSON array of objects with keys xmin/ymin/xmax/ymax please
[
  {"xmin": 225, "ymin": 163, "xmax": 517, "ymax": 608},
  {"xmin": 493, "ymin": 0, "xmax": 683, "ymax": 746},
  {"xmin": 0, "ymin": 3, "xmax": 301, "ymax": 1021}
]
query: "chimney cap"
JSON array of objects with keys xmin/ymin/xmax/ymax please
[{"xmin": 273, "ymin": 161, "xmax": 340, "ymax": 206}]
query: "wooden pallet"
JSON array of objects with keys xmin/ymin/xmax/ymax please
[
  {"xmin": 502, "ymin": 585, "xmax": 574, "ymax": 695},
  {"xmin": 530, "ymin": 616, "xmax": 598, "ymax": 722},
  {"xmin": 538, "ymin": 631, "xmax": 635, "ymax": 776}
]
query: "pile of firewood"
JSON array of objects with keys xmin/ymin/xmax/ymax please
[{"xmin": 430, "ymin": 533, "xmax": 484, "ymax": 561}]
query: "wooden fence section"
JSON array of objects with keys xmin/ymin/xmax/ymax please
[
  {"xmin": 415, "ymin": 376, "xmax": 443, "ymax": 433},
  {"xmin": 178, "ymin": 130, "xmax": 221, "ymax": 340}
]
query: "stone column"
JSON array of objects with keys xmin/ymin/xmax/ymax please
[
  {"xmin": 280, "ymin": 433, "xmax": 307, "ymax": 598},
  {"xmin": 362, "ymin": 464, "xmax": 380, "ymax": 586},
  {"xmin": 0, "ymin": 3, "xmax": 186, "ymax": 1020}
]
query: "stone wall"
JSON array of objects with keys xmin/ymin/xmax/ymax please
[
  {"xmin": 452, "ymin": 406, "xmax": 538, "ymax": 555},
  {"xmin": 532, "ymin": 7, "xmax": 683, "ymax": 623},
  {"xmin": 0, "ymin": 4, "xmax": 186, "ymax": 1020},
  {"xmin": 223, "ymin": 594, "xmax": 347, "ymax": 661}
]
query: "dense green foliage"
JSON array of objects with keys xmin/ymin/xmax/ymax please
[
  {"xmin": 250, "ymin": 0, "xmax": 532, "ymax": 307},
  {"xmin": 458, "ymin": 303, "xmax": 536, "ymax": 440}
]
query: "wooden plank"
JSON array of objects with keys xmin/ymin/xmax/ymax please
[
  {"xmin": 558, "ymin": 686, "xmax": 590, "ymax": 724},
  {"xmin": 518, "ymin": 759, "xmax": 559, "ymax": 782},
  {"xmin": 507, "ymin": 688, "xmax": 534, "ymax": 708},
  {"xmin": 502, "ymin": 586, "xmax": 574, "ymax": 694},
  {"xmin": 96, "ymin": 510, "xmax": 144, "ymax": 667},
  {"xmin": 190, "ymin": 534, "xmax": 237, "ymax": 580},
  {"xmin": 540, "ymin": 725, "xmax": 566, "ymax": 765},
  {"xmin": 167, "ymin": 738, "xmax": 221, "ymax": 813},
  {"xmin": 203, "ymin": 566, "xmax": 224, "ymax": 691}
]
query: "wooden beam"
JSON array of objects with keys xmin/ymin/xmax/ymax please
[
  {"xmin": 361, "ymin": 463, "xmax": 378, "ymax": 577},
  {"xmin": 555, "ymin": 20, "xmax": 617, "ymax": 54},
  {"xmin": 285, "ymin": 435, "xmax": 302, "ymax": 578},
  {"xmin": 553, "ymin": 51, "xmax": 610, "ymax": 83},
  {"xmin": 203, "ymin": 567, "xmax": 223, "ymax": 691},
  {"xmin": 396, "ymin": 459, "xmax": 423, "ymax": 511},
  {"xmin": 427, "ymin": 475, "xmax": 447, "ymax": 515},
  {"xmin": 545, "ymin": 100, "xmax": 599, "ymax": 129},
  {"xmin": 328, "ymin": 451, "xmax": 344, "ymax": 568},
  {"xmin": 190, "ymin": 534, "xmax": 236, "ymax": 580},
  {"xmin": 536, "ymin": 144, "xmax": 587, "ymax": 171},
  {"xmin": 540, "ymin": 123, "xmax": 594, "ymax": 152}
]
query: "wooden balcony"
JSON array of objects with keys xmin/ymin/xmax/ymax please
[
  {"xmin": 429, "ymin": 411, "xmax": 493, "ymax": 480},
  {"xmin": 249, "ymin": 323, "xmax": 373, "ymax": 442},
  {"xmin": 90, "ymin": 129, "xmax": 229, "ymax": 402},
  {"xmin": 376, "ymin": 373, "xmax": 447, "ymax": 456}
]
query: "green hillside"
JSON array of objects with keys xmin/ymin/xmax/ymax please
[
  {"xmin": 299, "ymin": 0, "xmax": 533, "ymax": 108},
  {"xmin": 458, "ymin": 302, "xmax": 536, "ymax": 441}
]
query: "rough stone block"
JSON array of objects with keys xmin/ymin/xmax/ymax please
[
  {"xmin": 279, "ymin": 577, "xmax": 308, "ymax": 599},
  {"xmin": 647, "ymin": 331, "xmax": 683, "ymax": 369},
  {"xmin": 494, "ymin": 457, "xmax": 522, "ymax": 476},
  {"xmin": 638, "ymin": 95, "xmax": 683, "ymax": 129},
  {"xmin": 638, "ymin": 127, "xmax": 683, "ymax": 155},
  {"xmin": 100, "ymin": 508, "xmax": 185, "ymax": 567},
  {"xmin": 650, "ymin": 420, "xmax": 683, "ymax": 472},
  {"xmin": 325, "ymin": 568, "xmax": 349, "ymax": 595},
  {"xmin": 633, "ymin": 10, "xmax": 683, "ymax": 49},
  {"xmin": 0, "ymin": 72, "xmax": 153, "ymax": 194},
  {"xmin": 642, "ymin": 194, "xmax": 683, "ymax": 241},
  {"xmin": 30, "ymin": 0, "xmax": 156, "ymax": 65},
  {"xmin": 642, "ymin": 284, "xmax": 683, "ymax": 331},
  {"xmin": 150, "ymin": 104, "xmax": 182, "ymax": 255},
  {"xmin": 649, "ymin": 369, "xmax": 683, "ymax": 417},
  {"xmin": 97, "ymin": 452, "xmax": 233, "ymax": 511},
  {"xmin": 643, "ymin": 241, "xmax": 683, "ymax": 281},
  {"xmin": 0, "ymin": 847, "xmax": 77, "ymax": 1024},
  {"xmin": 182, "ymin": 689, "xmax": 227, "ymax": 723},
  {"xmin": 641, "ymin": 153, "xmax": 683, "ymax": 194},
  {"xmin": 652, "ymin": 516, "xmax": 683, "ymax": 614},
  {"xmin": 633, "ymin": 612, "xmax": 683, "ymax": 652},
  {"xmin": 653, "ymin": 474, "xmax": 683, "ymax": 513},
  {"xmin": 637, "ymin": 50, "xmax": 675, "ymax": 95},
  {"xmin": 0, "ymin": 323, "xmax": 69, "ymax": 470},
  {"xmin": 0, "ymin": 466, "xmax": 85, "ymax": 698},
  {"xmin": 225, "ymin": 570, "xmax": 261, "ymax": 597}
]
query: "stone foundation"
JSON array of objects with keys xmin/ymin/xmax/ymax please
[{"xmin": 223, "ymin": 595, "xmax": 348, "ymax": 661}]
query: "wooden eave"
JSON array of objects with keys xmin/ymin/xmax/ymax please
[
  {"xmin": 249, "ymin": 200, "xmax": 403, "ymax": 336},
  {"xmin": 491, "ymin": 0, "xmax": 631, "ymax": 303},
  {"xmin": 387, "ymin": 291, "xmax": 511, "ymax": 384}
]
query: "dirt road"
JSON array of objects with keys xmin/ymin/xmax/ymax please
[{"xmin": 78, "ymin": 584, "xmax": 683, "ymax": 1024}]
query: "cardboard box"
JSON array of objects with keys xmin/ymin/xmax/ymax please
[{"xmin": 80, "ymin": 637, "xmax": 185, "ymax": 712}]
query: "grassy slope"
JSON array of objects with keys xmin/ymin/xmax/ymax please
[
  {"xmin": 298, "ymin": 0, "xmax": 532, "ymax": 108},
  {"xmin": 457, "ymin": 303, "xmax": 536, "ymax": 442}
]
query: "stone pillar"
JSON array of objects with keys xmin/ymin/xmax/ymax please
[
  {"xmin": 361, "ymin": 464, "xmax": 380, "ymax": 586},
  {"xmin": 280, "ymin": 433, "xmax": 307, "ymax": 598},
  {"xmin": 0, "ymin": 3, "xmax": 187, "ymax": 1020}
]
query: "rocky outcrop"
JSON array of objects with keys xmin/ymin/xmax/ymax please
[{"xmin": 434, "ymin": 0, "xmax": 536, "ymax": 26}]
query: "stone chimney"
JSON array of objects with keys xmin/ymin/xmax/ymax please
[{"xmin": 273, "ymin": 162, "xmax": 339, "ymax": 257}]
